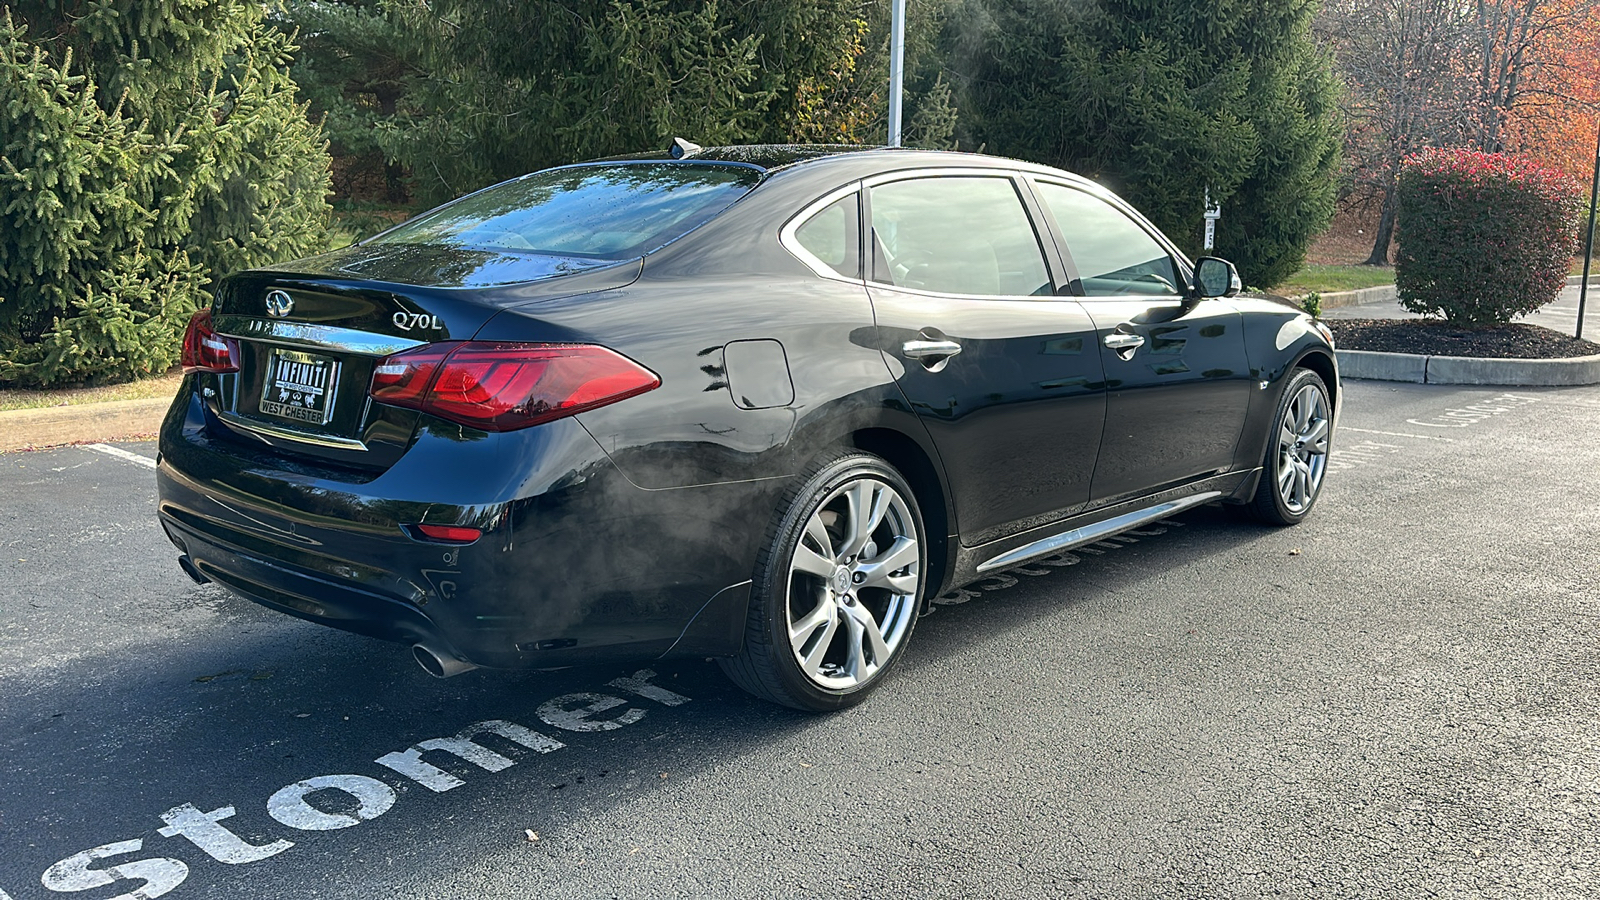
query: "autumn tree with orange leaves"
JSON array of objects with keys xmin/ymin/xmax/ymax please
[
  {"xmin": 1318, "ymin": 0, "xmax": 1600, "ymax": 266},
  {"xmin": 1502, "ymin": 0, "xmax": 1600, "ymax": 181}
]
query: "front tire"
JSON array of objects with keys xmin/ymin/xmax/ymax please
[
  {"xmin": 719, "ymin": 452, "xmax": 925, "ymax": 711},
  {"xmin": 1247, "ymin": 368, "xmax": 1333, "ymax": 525}
]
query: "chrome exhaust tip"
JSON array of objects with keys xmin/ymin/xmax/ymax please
[
  {"xmin": 177, "ymin": 555, "xmax": 210, "ymax": 586},
  {"xmin": 412, "ymin": 643, "xmax": 478, "ymax": 678}
]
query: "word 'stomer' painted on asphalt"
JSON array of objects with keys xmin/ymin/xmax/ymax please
[
  {"xmin": 19, "ymin": 670, "xmax": 690, "ymax": 900},
  {"xmin": 266, "ymin": 775, "xmax": 397, "ymax": 831},
  {"xmin": 375, "ymin": 719, "xmax": 564, "ymax": 793},
  {"xmin": 1406, "ymin": 393, "xmax": 1540, "ymax": 429}
]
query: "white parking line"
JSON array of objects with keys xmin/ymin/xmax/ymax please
[
  {"xmin": 86, "ymin": 443, "xmax": 157, "ymax": 469},
  {"xmin": 1339, "ymin": 426, "xmax": 1457, "ymax": 442}
]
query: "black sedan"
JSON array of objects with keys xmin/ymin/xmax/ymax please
[{"xmin": 157, "ymin": 145, "xmax": 1338, "ymax": 711}]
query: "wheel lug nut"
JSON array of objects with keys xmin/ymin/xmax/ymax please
[{"xmin": 852, "ymin": 572, "xmax": 865, "ymax": 584}]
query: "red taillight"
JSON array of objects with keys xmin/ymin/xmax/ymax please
[
  {"xmin": 370, "ymin": 342, "xmax": 459, "ymax": 405},
  {"xmin": 370, "ymin": 342, "xmax": 661, "ymax": 432},
  {"xmin": 181, "ymin": 309, "xmax": 241, "ymax": 375},
  {"xmin": 412, "ymin": 524, "xmax": 482, "ymax": 544}
]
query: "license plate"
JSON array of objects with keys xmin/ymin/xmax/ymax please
[{"xmin": 259, "ymin": 349, "xmax": 340, "ymax": 426}]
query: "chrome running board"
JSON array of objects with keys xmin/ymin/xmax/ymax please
[{"xmin": 974, "ymin": 491, "xmax": 1222, "ymax": 574}]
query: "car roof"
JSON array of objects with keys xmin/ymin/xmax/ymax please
[
  {"xmin": 599, "ymin": 143, "xmax": 879, "ymax": 170},
  {"xmin": 598, "ymin": 144, "xmax": 1096, "ymax": 197},
  {"xmin": 600, "ymin": 143, "xmax": 1051, "ymax": 176}
]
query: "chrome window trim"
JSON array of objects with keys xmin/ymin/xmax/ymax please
[
  {"xmin": 213, "ymin": 316, "xmax": 427, "ymax": 357},
  {"xmin": 860, "ymin": 165, "xmax": 1025, "ymax": 187},
  {"xmin": 778, "ymin": 182, "xmax": 866, "ymax": 284},
  {"xmin": 218, "ymin": 412, "xmax": 370, "ymax": 452},
  {"xmin": 858, "ymin": 279, "xmax": 1063, "ymax": 303}
]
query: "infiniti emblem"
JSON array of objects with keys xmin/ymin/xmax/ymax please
[
  {"xmin": 265, "ymin": 289, "xmax": 294, "ymax": 318},
  {"xmin": 831, "ymin": 566, "xmax": 852, "ymax": 596}
]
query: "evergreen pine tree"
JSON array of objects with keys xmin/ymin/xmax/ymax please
[
  {"xmin": 283, "ymin": 0, "xmax": 945, "ymax": 207},
  {"xmin": 946, "ymin": 0, "xmax": 1340, "ymax": 287},
  {"xmin": 1, "ymin": 2, "xmax": 331, "ymax": 386},
  {"xmin": 277, "ymin": 0, "xmax": 423, "ymax": 203}
]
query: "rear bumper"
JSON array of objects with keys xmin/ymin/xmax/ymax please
[
  {"xmin": 157, "ymin": 384, "xmax": 777, "ymax": 669},
  {"xmin": 162, "ymin": 513, "xmax": 455, "ymax": 650}
]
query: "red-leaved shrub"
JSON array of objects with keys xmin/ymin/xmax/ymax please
[{"xmin": 1395, "ymin": 148, "xmax": 1583, "ymax": 325}]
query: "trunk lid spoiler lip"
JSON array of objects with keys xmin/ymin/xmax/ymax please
[
  {"xmin": 215, "ymin": 258, "xmax": 644, "ymax": 347},
  {"xmin": 210, "ymin": 317, "xmax": 428, "ymax": 358},
  {"xmin": 254, "ymin": 243, "xmax": 633, "ymax": 290}
]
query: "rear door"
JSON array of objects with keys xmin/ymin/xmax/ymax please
[
  {"xmin": 1029, "ymin": 179, "xmax": 1253, "ymax": 503},
  {"xmin": 862, "ymin": 170, "xmax": 1108, "ymax": 546}
]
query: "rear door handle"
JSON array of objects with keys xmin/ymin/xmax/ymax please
[
  {"xmin": 902, "ymin": 339, "xmax": 964, "ymax": 360},
  {"xmin": 901, "ymin": 338, "xmax": 962, "ymax": 373},
  {"xmin": 1103, "ymin": 333, "xmax": 1146, "ymax": 351}
]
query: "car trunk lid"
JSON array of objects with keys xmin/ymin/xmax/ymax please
[{"xmin": 200, "ymin": 251, "xmax": 641, "ymax": 470}]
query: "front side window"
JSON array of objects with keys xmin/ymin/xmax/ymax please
[
  {"xmin": 1035, "ymin": 182, "xmax": 1182, "ymax": 297},
  {"xmin": 366, "ymin": 163, "xmax": 762, "ymax": 259},
  {"xmin": 868, "ymin": 176, "xmax": 1052, "ymax": 297}
]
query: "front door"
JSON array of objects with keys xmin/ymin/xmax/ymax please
[{"xmin": 1029, "ymin": 180, "xmax": 1253, "ymax": 504}]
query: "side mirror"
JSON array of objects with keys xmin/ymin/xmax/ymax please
[{"xmin": 1193, "ymin": 257, "xmax": 1242, "ymax": 299}]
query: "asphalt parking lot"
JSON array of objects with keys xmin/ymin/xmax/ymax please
[{"xmin": 2, "ymin": 378, "xmax": 1598, "ymax": 899}]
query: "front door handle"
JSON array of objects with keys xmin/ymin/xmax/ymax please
[{"xmin": 1103, "ymin": 333, "xmax": 1146, "ymax": 351}]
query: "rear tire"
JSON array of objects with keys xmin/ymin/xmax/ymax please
[
  {"xmin": 1247, "ymin": 368, "xmax": 1333, "ymax": 525},
  {"xmin": 719, "ymin": 452, "xmax": 925, "ymax": 711}
]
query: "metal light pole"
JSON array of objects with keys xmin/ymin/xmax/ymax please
[
  {"xmin": 887, "ymin": 0, "xmax": 907, "ymax": 147},
  {"xmin": 1579, "ymin": 118, "xmax": 1600, "ymax": 341}
]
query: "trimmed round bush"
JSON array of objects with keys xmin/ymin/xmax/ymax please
[{"xmin": 1395, "ymin": 148, "xmax": 1584, "ymax": 326}]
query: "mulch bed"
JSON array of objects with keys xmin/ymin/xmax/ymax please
[{"xmin": 1326, "ymin": 318, "xmax": 1600, "ymax": 360}]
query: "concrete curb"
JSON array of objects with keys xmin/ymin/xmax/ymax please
[
  {"xmin": 1334, "ymin": 350, "xmax": 1427, "ymax": 383},
  {"xmin": 1, "ymin": 397, "xmax": 173, "ymax": 452},
  {"xmin": 1307, "ymin": 273, "xmax": 1597, "ymax": 310},
  {"xmin": 1337, "ymin": 349, "xmax": 1600, "ymax": 386},
  {"xmin": 1318, "ymin": 285, "xmax": 1397, "ymax": 309}
]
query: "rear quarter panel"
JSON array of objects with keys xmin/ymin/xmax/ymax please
[{"xmin": 470, "ymin": 164, "xmax": 953, "ymax": 604}]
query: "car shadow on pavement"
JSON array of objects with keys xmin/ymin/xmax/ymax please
[{"xmin": 0, "ymin": 503, "xmax": 1300, "ymax": 899}]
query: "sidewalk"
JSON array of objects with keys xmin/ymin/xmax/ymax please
[{"xmin": 1, "ymin": 397, "xmax": 173, "ymax": 453}]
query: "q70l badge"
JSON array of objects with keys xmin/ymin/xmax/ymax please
[{"xmin": 393, "ymin": 312, "xmax": 443, "ymax": 332}]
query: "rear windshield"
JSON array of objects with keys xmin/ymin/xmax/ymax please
[{"xmin": 366, "ymin": 163, "xmax": 763, "ymax": 259}]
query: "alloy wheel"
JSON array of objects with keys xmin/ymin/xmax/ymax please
[
  {"xmin": 785, "ymin": 478, "xmax": 920, "ymax": 691},
  {"xmin": 1275, "ymin": 383, "xmax": 1331, "ymax": 514}
]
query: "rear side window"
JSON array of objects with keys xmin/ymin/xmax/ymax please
[
  {"xmin": 366, "ymin": 163, "xmax": 762, "ymax": 259},
  {"xmin": 792, "ymin": 193, "xmax": 861, "ymax": 278},
  {"xmin": 1035, "ymin": 182, "xmax": 1182, "ymax": 297},
  {"xmin": 868, "ymin": 176, "xmax": 1051, "ymax": 297}
]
